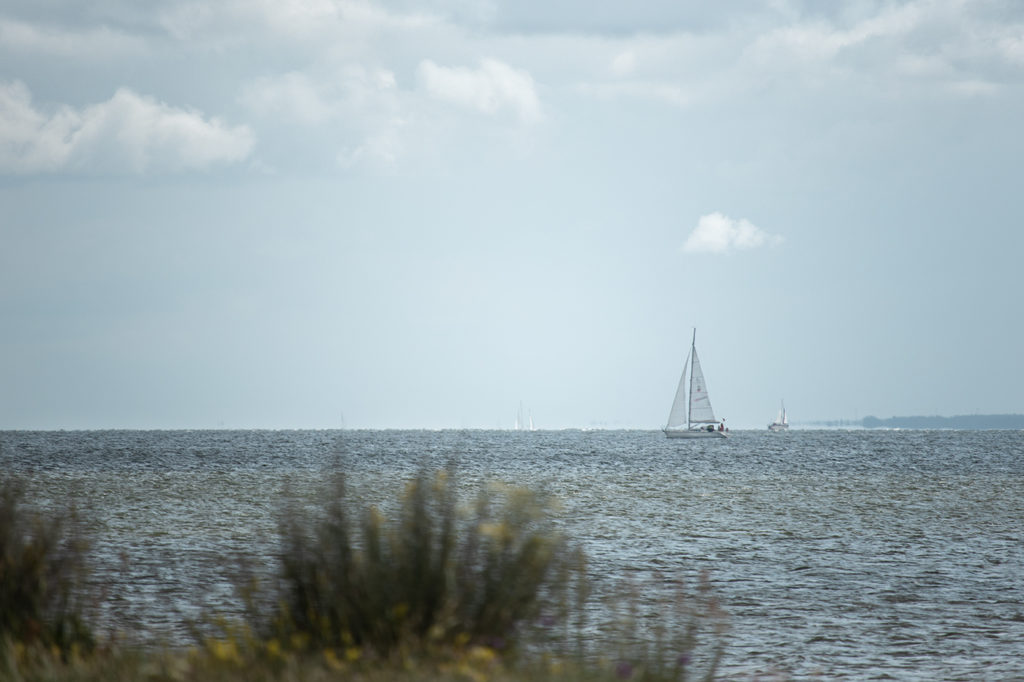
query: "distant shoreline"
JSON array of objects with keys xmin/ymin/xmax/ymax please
[{"xmin": 860, "ymin": 414, "xmax": 1024, "ymax": 430}]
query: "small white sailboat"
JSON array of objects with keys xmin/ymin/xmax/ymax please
[
  {"xmin": 664, "ymin": 329, "xmax": 728, "ymax": 439},
  {"xmin": 768, "ymin": 401, "xmax": 789, "ymax": 432},
  {"xmin": 515, "ymin": 402, "xmax": 537, "ymax": 431}
]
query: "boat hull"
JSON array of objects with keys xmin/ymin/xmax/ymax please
[
  {"xmin": 664, "ymin": 428, "xmax": 728, "ymax": 439},
  {"xmin": 768, "ymin": 423, "xmax": 789, "ymax": 432}
]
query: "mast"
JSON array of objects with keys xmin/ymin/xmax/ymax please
[{"xmin": 686, "ymin": 328, "xmax": 696, "ymax": 429}]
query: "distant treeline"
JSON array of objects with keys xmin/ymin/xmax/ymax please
[{"xmin": 861, "ymin": 414, "xmax": 1024, "ymax": 429}]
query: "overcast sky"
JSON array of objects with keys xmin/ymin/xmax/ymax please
[{"xmin": 2, "ymin": 0, "xmax": 1022, "ymax": 430}]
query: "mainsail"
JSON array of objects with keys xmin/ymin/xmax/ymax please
[
  {"xmin": 666, "ymin": 350, "xmax": 691, "ymax": 430},
  {"xmin": 688, "ymin": 346, "xmax": 717, "ymax": 424}
]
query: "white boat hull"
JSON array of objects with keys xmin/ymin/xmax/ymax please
[
  {"xmin": 664, "ymin": 428, "xmax": 728, "ymax": 439},
  {"xmin": 768, "ymin": 423, "xmax": 788, "ymax": 432}
]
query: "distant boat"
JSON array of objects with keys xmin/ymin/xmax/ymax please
[
  {"xmin": 664, "ymin": 329, "xmax": 728, "ymax": 439},
  {"xmin": 515, "ymin": 402, "xmax": 536, "ymax": 431},
  {"xmin": 768, "ymin": 401, "xmax": 789, "ymax": 432}
]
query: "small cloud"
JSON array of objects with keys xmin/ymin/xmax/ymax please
[
  {"xmin": 417, "ymin": 58, "xmax": 542, "ymax": 123},
  {"xmin": 0, "ymin": 81, "xmax": 253, "ymax": 175},
  {"xmin": 682, "ymin": 212, "xmax": 782, "ymax": 254},
  {"xmin": 337, "ymin": 129, "xmax": 404, "ymax": 170}
]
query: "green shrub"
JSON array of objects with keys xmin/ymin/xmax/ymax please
[
  {"xmin": 261, "ymin": 466, "xmax": 582, "ymax": 659},
  {"xmin": 0, "ymin": 479, "xmax": 94, "ymax": 659}
]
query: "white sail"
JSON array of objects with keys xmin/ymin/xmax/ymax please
[
  {"xmin": 769, "ymin": 400, "xmax": 789, "ymax": 431},
  {"xmin": 688, "ymin": 346, "xmax": 717, "ymax": 423},
  {"xmin": 666, "ymin": 349, "xmax": 691, "ymax": 429}
]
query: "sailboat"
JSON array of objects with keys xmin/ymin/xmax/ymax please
[
  {"xmin": 664, "ymin": 329, "xmax": 728, "ymax": 439},
  {"xmin": 515, "ymin": 402, "xmax": 536, "ymax": 431},
  {"xmin": 768, "ymin": 401, "xmax": 789, "ymax": 432}
]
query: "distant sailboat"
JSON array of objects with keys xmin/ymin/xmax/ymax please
[
  {"xmin": 664, "ymin": 329, "xmax": 728, "ymax": 439},
  {"xmin": 768, "ymin": 401, "xmax": 789, "ymax": 432},
  {"xmin": 515, "ymin": 402, "xmax": 537, "ymax": 431}
]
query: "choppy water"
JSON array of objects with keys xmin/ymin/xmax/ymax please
[{"xmin": 2, "ymin": 429, "xmax": 1023, "ymax": 680}]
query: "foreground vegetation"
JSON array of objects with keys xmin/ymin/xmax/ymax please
[{"xmin": 1, "ymin": 467, "xmax": 726, "ymax": 681}]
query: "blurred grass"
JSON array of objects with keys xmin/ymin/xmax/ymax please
[
  {"xmin": 1, "ymin": 480, "xmax": 94, "ymax": 660},
  {"xmin": 2, "ymin": 465, "xmax": 727, "ymax": 681}
]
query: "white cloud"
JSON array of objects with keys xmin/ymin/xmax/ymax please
[
  {"xmin": 682, "ymin": 212, "xmax": 782, "ymax": 254},
  {"xmin": 417, "ymin": 58, "xmax": 542, "ymax": 123},
  {"xmin": 0, "ymin": 81, "xmax": 253, "ymax": 174}
]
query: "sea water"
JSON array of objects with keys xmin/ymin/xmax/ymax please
[{"xmin": 2, "ymin": 429, "xmax": 1023, "ymax": 680}]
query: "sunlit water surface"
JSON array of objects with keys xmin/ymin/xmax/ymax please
[{"xmin": 3, "ymin": 429, "xmax": 1023, "ymax": 680}]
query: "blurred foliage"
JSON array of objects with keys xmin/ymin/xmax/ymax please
[
  {"xmin": 1, "ymin": 465, "xmax": 728, "ymax": 681},
  {"xmin": 262, "ymin": 467, "xmax": 582, "ymax": 656},
  {"xmin": 0, "ymin": 480, "xmax": 94, "ymax": 661}
]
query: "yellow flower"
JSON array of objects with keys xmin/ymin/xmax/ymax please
[
  {"xmin": 208, "ymin": 638, "xmax": 241, "ymax": 665},
  {"xmin": 323, "ymin": 648, "xmax": 343, "ymax": 671}
]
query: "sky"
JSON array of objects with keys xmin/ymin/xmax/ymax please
[{"xmin": 2, "ymin": 0, "xmax": 1023, "ymax": 430}]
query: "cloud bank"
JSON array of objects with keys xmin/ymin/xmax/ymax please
[
  {"xmin": 683, "ymin": 212, "xmax": 782, "ymax": 254},
  {"xmin": 2, "ymin": 1, "xmax": 1021, "ymax": 176},
  {"xmin": 0, "ymin": 81, "xmax": 253, "ymax": 174}
]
